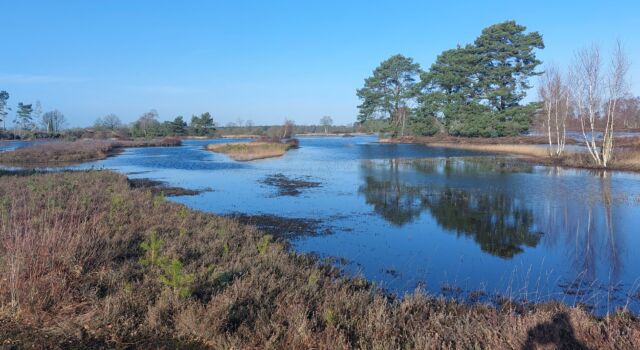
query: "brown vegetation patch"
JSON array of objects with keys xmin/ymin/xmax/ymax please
[
  {"xmin": 259, "ymin": 173, "xmax": 321, "ymax": 196},
  {"xmin": 0, "ymin": 171, "xmax": 639, "ymax": 348},
  {"xmin": 380, "ymin": 135, "xmax": 579, "ymax": 146},
  {"xmin": 226, "ymin": 213, "xmax": 323, "ymax": 238},
  {"xmin": 127, "ymin": 178, "xmax": 210, "ymax": 196},
  {"xmin": 386, "ymin": 136, "xmax": 640, "ymax": 173},
  {"xmin": 206, "ymin": 139, "xmax": 297, "ymax": 161},
  {"xmin": 428, "ymin": 142, "xmax": 551, "ymax": 158},
  {"xmin": 0, "ymin": 137, "xmax": 181, "ymax": 167}
]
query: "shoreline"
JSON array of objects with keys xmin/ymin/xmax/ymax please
[
  {"xmin": 1, "ymin": 169, "xmax": 638, "ymax": 348},
  {"xmin": 0, "ymin": 137, "xmax": 182, "ymax": 167},
  {"xmin": 380, "ymin": 135, "xmax": 640, "ymax": 173}
]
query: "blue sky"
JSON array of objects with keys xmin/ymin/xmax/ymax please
[{"xmin": 1, "ymin": 0, "xmax": 639, "ymax": 127}]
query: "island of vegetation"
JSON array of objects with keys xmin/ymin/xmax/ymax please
[
  {"xmin": 206, "ymin": 141, "xmax": 292, "ymax": 161},
  {"xmin": 206, "ymin": 139, "xmax": 298, "ymax": 161},
  {"xmin": 206, "ymin": 122, "xmax": 299, "ymax": 161}
]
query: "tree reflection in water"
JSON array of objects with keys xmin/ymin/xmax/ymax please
[
  {"xmin": 359, "ymin": 157, "xmax": 624, "ymax": 279},
  {"xmin": 536, "ymin": 168, "xmax": 623, "ymax": 288},
  {"xmin": 359, "ymin": 158, "xmax": 541, "ymax": 259}
]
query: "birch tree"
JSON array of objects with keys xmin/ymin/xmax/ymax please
[
  {"xmin": 538, "ymin": 65, "xmax": 570, "ymax": 157},
  {"xmin": 572, "ymin": 41, "xmax": 630, "ymax": 168},
  {"xmin": 320, "ymin": 116, "xmax": 333, "ymax": 134}
]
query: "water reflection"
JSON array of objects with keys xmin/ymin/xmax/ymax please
[
  {"xmin": 422, "ymin": 188, "xmax": 538, "ymax": 259},
  {"xmin": 359, "ymin": 158, "xmax": 541, "ymax": 258},
  {"xmin": 537, "ymin": 173, "xmax": 623, "ymax": 286}
]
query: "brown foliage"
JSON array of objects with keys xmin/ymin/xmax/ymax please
[
  {"xmin": 0, "ymin": 137, "xmax": 181, "ymax": 167},
  {"xmin": 0, "ymin": 171, "xmax": 638, "ymax": 348},
  {"xmin": 206, "ymin": 139, "xmax": 296, "ymax": 161}
]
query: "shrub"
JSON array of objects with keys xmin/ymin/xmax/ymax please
[
  {"xmin": 139, "ymin": 231, "xmax": 167, "ymax": 267},
  {"xmin": 159, "ymin": 258, "xmax": 195, "ymax": 298}
]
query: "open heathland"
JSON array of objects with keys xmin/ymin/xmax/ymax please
[
  {"xmin": 0, "ymin": 170, "xmax": 638, "ymax": 348},
  {"xmin": 0, "ymin": 137, "xmax": 181, "ymax": 167}
]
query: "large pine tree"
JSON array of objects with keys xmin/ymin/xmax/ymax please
[{"xmin": 417, "ymin": 21, "xmax": 544, "ymax": 137}]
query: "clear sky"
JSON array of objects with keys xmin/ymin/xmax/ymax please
[{"xmin": 1, "ymin": 0, "xmax": 639, "ymax": 127}]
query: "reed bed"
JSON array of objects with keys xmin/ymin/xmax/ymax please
[{"xmin": 206, "ymin": 140, "xmax": 297, "ymax": 161}]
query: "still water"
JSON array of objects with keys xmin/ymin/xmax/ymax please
[{"xmin": 66, "ymin": 136, "xmax": 640, "ymax": 314}]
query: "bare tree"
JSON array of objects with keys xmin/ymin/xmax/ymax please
[
  {"xmin": 538, "ymin": 65, "xmax": 570, "ymax": 157},
  {"xmin": 618, "ymin": 97, "xmax": 640, "ymax": 129},
  {"xmin": 40, "ymin": 110, "xmax": 66, "ymax": 133},
  {"xmin": 572, "ymin": 41, "xmax": 630, "ymax": 168},
  {"xmin": 320, "ymin": 115, "xmax": 333, "ymax": 134},
  {"xmin": 95, "ymin": 114, "xmax": 122, "ymax": 131},
  {"xmin": 281, "ymin": 119, "xmax": 295, "ymax": 139}
]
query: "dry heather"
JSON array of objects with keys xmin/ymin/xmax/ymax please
[
  {"xmin": 0, "ymin": 171, "xmax": 639, "ymax": 349},
  {"xmin": 0, "ymin": 137, "xmax": 181, "ymax": 167},
  {"xmin": 206, "ymin": 140, "xmax": 296, "ymax": 161}
]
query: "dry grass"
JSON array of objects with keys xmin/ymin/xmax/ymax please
[
  {"xmin": 0, "ymin": 170, "xmax": 638, "ymax": 348},
  {"xmin": 381, "ymin": 135, "xmax": 579, "ymax": 146},
  {"xmin": 388, "ymin": 135, "xmax": 640, "ymax": 173},
  {"xmin": 206, "ymin": 140, "xmax": 296, "ymax": 161},
  {"xmin": 0, "ymin": 137, "xmax": 181, "ymax": 167},
  {"xmin": 427, "ymin": 142, "xmax": 551, "ymax": 158}
]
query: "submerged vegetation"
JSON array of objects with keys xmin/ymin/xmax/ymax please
[
  {"xmin": 206, "ymin": 139, "xmax": 298, "ymax": 161},
  {"xmin": 259, "ymin": 173, "xmax": 321, "ymax": 196},
  {"xmin": 0, "ymin": 137, "xmax": 181, "ymax": 167},
  {"xmin": 1, "ymin": 170, "xmax": 639, "ymax": 348}
]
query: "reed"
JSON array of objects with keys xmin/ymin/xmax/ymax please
[{"xmin": 206, "ymin": 140, "xmax": 296, "ymax": 161}]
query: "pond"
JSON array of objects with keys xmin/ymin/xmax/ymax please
[{"xmin": 53, "ymin": 136, "xmax": 640, "ymax": 314}]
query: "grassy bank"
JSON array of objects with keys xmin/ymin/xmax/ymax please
[
  {"xmin": 0, "ymin": 137, "xmax": 181, "ymax": 167},
  {"xmin": 206, "ymin": 140, "xmax": 297, "ymax": 161},
  {"xmin": 385, "ymin": 135, "xmax": 640, "ymax": 172},
  {"xmin": 0, "ymin": 170, "xmax": 638, "ymax": 348}
]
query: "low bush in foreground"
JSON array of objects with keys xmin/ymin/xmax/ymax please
[
  {"xmin": 0, "ymin": 171, "xmax": 638, "ymax": 348},
  {"xmin": 206, "ymin": 139, "xmax": 297, "ymax": 161},
  {"xmin": 0, "ymin": 137, "xmax": 181, "ymax": 167}
]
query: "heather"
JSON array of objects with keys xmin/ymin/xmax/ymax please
[
  {"xmin": 0, "ymin": 137, "xmax": 181, "ymax": 167},
  {"xmin": 0, "ymin": 170, "xmax": 638, "ymax": 348}
]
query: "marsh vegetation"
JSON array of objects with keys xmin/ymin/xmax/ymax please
[
  {"xmin": 1, "ymin": 170, "xmax": 638, "ymax": 348},
  {"xmin": 206, "ymin": 139, "xmax": 298, "ymax": 161},
  {"xmin": 0, "ymin": 137, "xmax": 181, "ymax": 167}
]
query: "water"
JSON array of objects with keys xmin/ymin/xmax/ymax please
[{"xmin": 9, "ymin": 136, "xmax": 640, "ymax": 314}]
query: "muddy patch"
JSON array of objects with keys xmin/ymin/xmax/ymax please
[
  {"xmin": 128, "ymin": 178, "xmax": 211, "ymax": 196},
  {"xmin": 227, "ymin": 213, "xmax": 329, "ymax": 238},
  {"xmin": 259, "ymin": 173, "xmax": 321, "ymax": 196}
]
